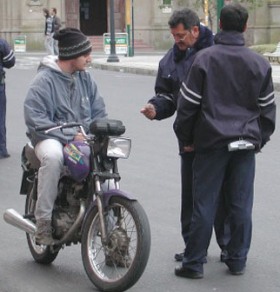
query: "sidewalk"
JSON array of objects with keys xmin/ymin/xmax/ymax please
[
  {"xmin": 92, "ymin": 55, "xmax": 162, "ymax": 76},
  {"xmin": 92, "ymin": 54, "xmax": 280, "ymax": 92},
  {"xmin": 15, "ymin": 51, "xmax": 280, "ymax": 91}
]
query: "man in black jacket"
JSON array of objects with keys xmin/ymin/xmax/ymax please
[
  {"xmin": 174, "ymin": 3, "xmax": 276, "ymax": 279},
  {"xmin": 140, "ymin": 8, "xmax": 224, "ymax": 262},
  {"xmin": 0, "ymin": 36, "xmax": 15, "ymax": 159}
]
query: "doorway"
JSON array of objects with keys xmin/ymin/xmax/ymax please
[{"xmin": 80, "ymin": 0, "xmax": 107, "ymax": 35}]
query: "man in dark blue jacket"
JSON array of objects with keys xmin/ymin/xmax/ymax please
[
  {"xmin": 141, "ymin": 8, "xmax": 222, "ymax": 262},
  {"xmin": 174, "ymin": 3, "xmax": 276, "ymax": 278},
  {"xmin": 0, "ymin": 37, "xmax": 15, "ymax": 159}
]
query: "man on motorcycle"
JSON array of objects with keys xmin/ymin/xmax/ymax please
[{"xmin": 24, "ymin": 28, "xmax": 107, "ymax": 245}]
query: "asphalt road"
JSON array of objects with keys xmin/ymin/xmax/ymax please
[{"xmin": 0, "ymin": 61, "xmax": 279, "ymax": 292}]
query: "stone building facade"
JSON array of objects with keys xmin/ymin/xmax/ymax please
[{"xmin": 0, "ymin": 0, "xmax": 280, "ymax": 52}]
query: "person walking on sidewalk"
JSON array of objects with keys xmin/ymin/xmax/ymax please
[
  {"xmin": 174, "ymin": 3, "xmax": 276, "ymax": 279},
  {"xmin": 140, "ymin": 8, "xmax": 224, "ymax": 262},
  {"xmin": 24, "ymin": 28, "xmax": 107, "ymax": 245},
  {"xmin": 43, "ymin": 8, "xmax": 54, "ymax": 55},
  {"xmin": 50, "ymin": 7, "xmax": 62, "ymax": 55},
  {"xmin": 0, "ymin": 36, "xmax": 15, "ymax": 159}
]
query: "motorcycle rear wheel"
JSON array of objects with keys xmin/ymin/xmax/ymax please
[
  {"xmin": 81, "ymin": 196, "xmax": 151, "ymax": 292},
  {"xmin": 25, "ymin": 184, "xmax": 59, "ymax": 264}
]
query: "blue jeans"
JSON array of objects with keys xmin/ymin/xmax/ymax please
[
  {"xmin": 0, "ymin": 84, "xmax": 8, "ymax": 155},
  {"xmin": 183, "ymin": 148, "xmax": 255, "ymax": 273},
  {"xmin": 44, "ymin": 34, "xmax": 54, "ymax": 55}
]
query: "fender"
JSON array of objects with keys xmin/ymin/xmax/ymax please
[
  {"xmin": 82, "ymin": 189, "xmax": 137, "ymax": 228},
  {"xmin": 102, "ymin": 189, "xmax": 136, "ymax": 206}
]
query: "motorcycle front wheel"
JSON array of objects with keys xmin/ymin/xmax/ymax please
[
  {"xmin": 25, "ymin": 184, "xmax": 59, "ymax": 264},
  {"xmin": 81, "ymin": 196, "xmax": 151, "ymax": 292}
]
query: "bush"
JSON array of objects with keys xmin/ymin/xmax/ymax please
[{"xmin": 249, "ymin": 44, "xmax": 277, "ymax": 54}]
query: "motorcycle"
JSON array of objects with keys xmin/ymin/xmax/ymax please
[{"xmin": 3, "ymin": 119, "xmax": 151, "ymax": 292}]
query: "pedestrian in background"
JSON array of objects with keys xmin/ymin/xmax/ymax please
[
  {"xmin": 174, "ymin": 3, "xmax": 276, "ymax": 279},
  {"xmin": 50, "ymin": 7, "xmax": 62, "ymax": 55},
  {"xmin": 43, "ymin": 8, "xmax": 54, "ymax": 55},
  {"xmin": 0, "ymin": 36, "xmax": 15, "ymax": 159}
]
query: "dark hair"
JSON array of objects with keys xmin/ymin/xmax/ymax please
[
  {"xmin": 220, "ymin": 3, "xmax": 248, "ymax": 32},
  {"xmin": 43, "ymin": 8, "xmax": 50, "ymax": 17},
  {"xmin": 51, "ymin": 8, "xmax": 57, "ymax": 14},
  {"xmin": 168, "ymin": 8, "xmax": 200, "ymax": 30}
]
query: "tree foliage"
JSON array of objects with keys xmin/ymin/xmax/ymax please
[{"xmin": 193, "ymin": 0, "xmax": 264, "ymax": 29}]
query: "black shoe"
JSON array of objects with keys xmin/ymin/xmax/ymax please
[
  {"xmin": 220, "ymin": 250, "xmax": 228, "ymax": 262},
  {"xmin": 175, "ymin": 251, "xmax": 208, "ymax": 264},
  {"xmin": 175, "ymin": 266, "xmax": 203, "ymax": 279},
  {"xmin": 229, "ymin": 267, "xmax": 245, "ymax": 276},
  {"xmin": 0, "ymin": 153, "xmax": 10, "ymax": 159},
  {"xmin": 174, "ymin": 252, "xmax": 184, "ymax": 261}
]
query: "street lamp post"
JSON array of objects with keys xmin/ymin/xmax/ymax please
[
  {"xmin": 107, "ymin": 0, "xmax": 119, "ymax": 63},
  {"xmin": 125, "ymin": 0, "xmax": 134, "ymax": 57}
]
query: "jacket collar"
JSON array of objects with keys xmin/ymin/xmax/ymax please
[
  {"xmin": 173, "ymin": 24, "xmax": 214, "ymax": 62},
  {"xmin": 214, "ymin": 31, "xmax": 245, "ymax": 46}
]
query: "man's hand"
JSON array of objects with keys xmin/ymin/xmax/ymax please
[
  {"xmin": 183, "ymin": 145, "xmax": 194, "ymax": 152},
  {"xmin": 74, "ymin": 132, "xmax": 85, "ymax": 141},
  {"xmin": 140, "ymin": 103, "xmax": 156, "ymax": 120}
]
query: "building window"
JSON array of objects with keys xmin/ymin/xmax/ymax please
[
  {"xmin": 27, "ymin": 0, "xmax": 43, "ymax": 6},
  {"xmin": 163, "ymin": 0, "xmax": 172, "ymax": 5},
  {"xmin": 159, "ymin": 0, "xmax": 173, "ymax": 11},
  {"xmin": 268, "ymin": 0, "xmax": 280, "ymax": 7}
]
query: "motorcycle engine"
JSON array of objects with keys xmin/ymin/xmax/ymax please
[{"xmin": 52, "ymin": 177, "xmax": 84, "ymax": 241}]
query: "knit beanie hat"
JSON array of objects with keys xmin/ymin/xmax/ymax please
[{"xmin": 53, "ymin": 28, "xmax": 92, "ymax": 60}]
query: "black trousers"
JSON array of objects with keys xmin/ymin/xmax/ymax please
[
  {"xmin": 180, "ymin": 152, "xmax": 231, "ymax": 249},
  {"xmin": 182, "ymin": 149, "xmax": 255, "ymax": 273}
]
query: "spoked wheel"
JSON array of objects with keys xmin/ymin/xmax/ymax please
[
  {"xmin": 81, "ymin": 196, "xmax": 151, "ymax": 292},
  {"xmin": 25, "ymin": 184, "xmax": 60, "ymax": 264}
]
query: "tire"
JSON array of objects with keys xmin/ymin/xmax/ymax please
[
  {"xmin": 25, "ymin": 183, "xmax": 59, "ymax": 264},
  {"xmin": 81, "ymin": 196, "xmax": 151, "ymax": 292}
]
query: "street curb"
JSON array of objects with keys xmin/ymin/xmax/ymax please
[
  {"xmin": 92, "ymin": 63, "xmax": 158, "ymax": 76},
  {"xmin": 14, "ymin": 52, "xmax": 280, "ymax": 92},
  {"xmin": 92, "ymin": 62, "xmax": 280, "ymax": 92}
]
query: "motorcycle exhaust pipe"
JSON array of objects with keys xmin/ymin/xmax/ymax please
[{"xmin": 3, "ymin": 208, "xmax": 36, "ymax": 235}]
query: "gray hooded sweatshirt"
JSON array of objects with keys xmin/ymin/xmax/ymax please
[{"xmin": 24, "ymin": 55, "xmax": 107, "ymax": 146}]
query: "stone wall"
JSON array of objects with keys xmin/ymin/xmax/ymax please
[
  {"xmin": 1, "ymin": 0, "xmax": 280, "ymax": 52},
  {"xmin": 0, "ymin": 0, "xmax": 63, "ymax": 51}
]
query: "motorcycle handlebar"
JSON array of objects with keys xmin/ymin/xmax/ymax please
[
  {"xmin": 35, "ymin": 122, "xmax": 86, "ymax": 136},
  {"xmin": 35, "ymin": 119, "xmax": 125, "ymax": 138},
  {"xmin": 35, "ymin": 122, "xmax": 82, "ymax": 132},
  {"xmin": 35, "ymin": 124, "xmax": 59, "ymax": 132}
]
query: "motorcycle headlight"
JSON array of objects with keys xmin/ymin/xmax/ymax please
[{"xmin": 107, "ymin": 137, "xmax": 131, "ymax": 159}]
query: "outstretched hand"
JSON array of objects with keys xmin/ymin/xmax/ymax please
[
  {"xmin": 183, "ymin": 145, "xmax": 194, "ymax": 152},
  {"xmin": 140, "ymin": 103, "xmax": 156, "ymax": 120}
]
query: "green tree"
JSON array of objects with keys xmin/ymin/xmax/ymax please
[{"xmin": 192, "ymin": 0, "xmax": 264, "ymax": 30}]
